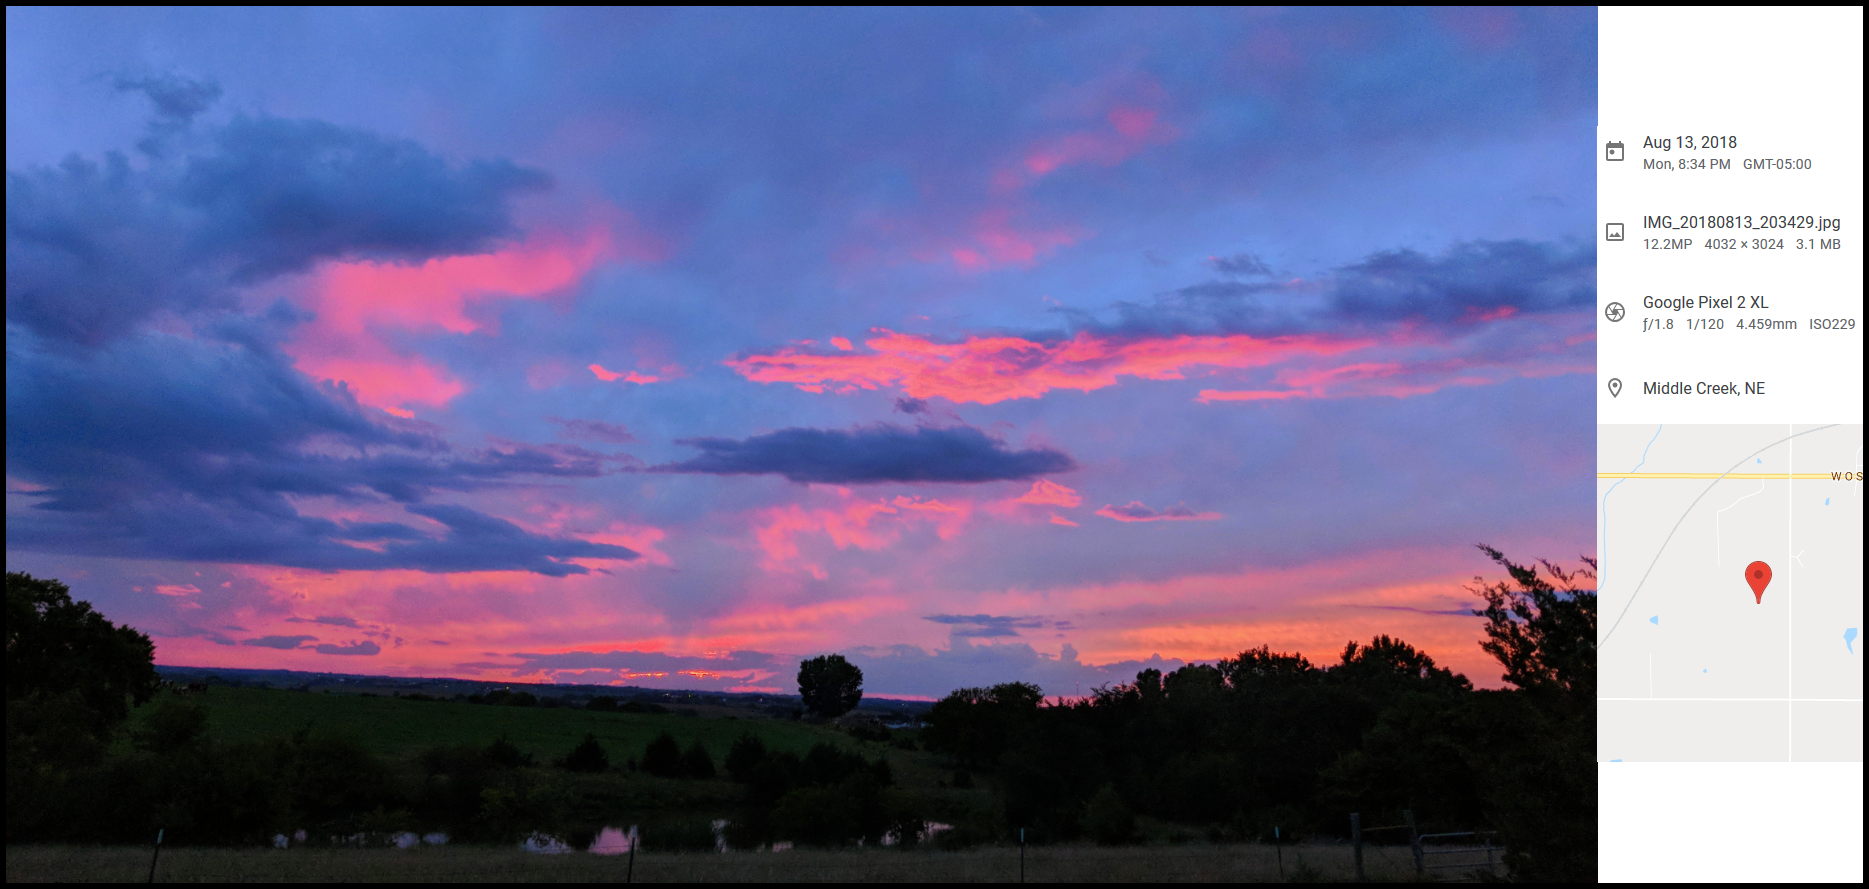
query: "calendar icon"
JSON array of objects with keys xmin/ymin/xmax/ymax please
[{"xmin": 1605, "ymin": 141, "xmax": 1625, "ymax": 161}]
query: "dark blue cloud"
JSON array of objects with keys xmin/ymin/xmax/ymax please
[
  {"xmin": 182, "ymin": 115, "xmax": 550, "ymax": 280},
  {"xmin": 1330, "ymin": 240, "xmax": 1595, "ymax": 324},
  {"xmin": 5, "ymin": 104, "xmax": 546, "ymax": 345},
  {"xmin": 288, "ymin": 615, "xmax": 361, "ymax": 628},
  {"xmin": 657, "ymin": 423, "xmax": 1074, "ymax": 484},
  {"xmin": 5, "ymin": 326, "xmax": 635, "ymax": 575},
  {"xmin": 548, "ymin": 417, "xmax": 637, "ymax": 444},
  {"xmin": 923, "ymin": 613, "xmax": 1054, "ymax": 638},
  {"xmin": 114, "ymin": 73, "xmax": 222, "ymax": 126},
  {"xmin": 5, "ymin": 100, "xmax": 631, "ymax": 576},
  {"xmin": 1077, "ymin": 240, "xmax": 1594, "ymax": 339},
  {"xmin": 241, "ymin": 634, "xmax": 316, "ymax": 649},
  {"xmin": 314, "ymin": 640, "xmax": 381, "ymax": 656},
  {"xmin": 1209, "ymin": 252, "xmax": 1273, "ymax": 277}
]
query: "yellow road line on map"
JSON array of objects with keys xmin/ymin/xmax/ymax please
[{"xmin": 1596, "ymin": 472, "xmax": 1840, "ymax": 479}]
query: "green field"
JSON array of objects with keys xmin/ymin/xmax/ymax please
[
  {"xmin": 132, "ymin": 687, "xmax": 869, "ymax": 770},
  {"xmin": 113, "ymin": 686, "xmax": 986, "ymax": 833}
]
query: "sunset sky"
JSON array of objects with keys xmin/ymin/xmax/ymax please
[{"xmin": 6, "ymin": 8, "xmax": 1597, "ymax": 697}]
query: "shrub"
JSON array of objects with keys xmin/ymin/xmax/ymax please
[
  {"xmin": 485, "ymin": 735, "xmax": 535, "ymax": 768},
  {"xmin": 586, "ymin": 695, "xmax": 619, "ymax": 712},
  {"xmin": 641, "ymin": 731, "xmax": 684, "ymax": 777},
  {"xmin": 560, "ymin": 732, "xmax": 609, "ymax": 773},
  {"xmin": 724, "ymin": 733, "xmax": 768, "ymax": 782},
  {"xmin": 1082, "ymin": 784, "xmax": 1136, "ymax": 846},
  {"xmin": 682, "ymin": 741, "xmax": 716, "ymax": 778}
]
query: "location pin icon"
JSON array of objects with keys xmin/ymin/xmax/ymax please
[
  {"xmin": 1608, "ymin": 378, "xmax": 1622, "ymax": 398},
  {"xmin": 1745, "ymin": 561, "xmax": 1772, "ymax": 604}
]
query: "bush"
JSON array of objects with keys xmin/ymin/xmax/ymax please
[
  {"xmin": 1082, "ymin": 784, "xmax": 1136, "ymax": 846},
  {"xmin": 724, "ymin": 733, "xmax": 768, "ymax": 781},
  {"xmin": 586, "ymin": 696, "xmax": 619, "ymax": 712},
  {"xmin": 559, "ymin": 732, "xmax": 609, "ymax": 773},
  {"xmin": 641, "ymin": 731, "xmax": 684, "ymax": 777},
  {"xmin": 485, "ymin": 735, "xmax": 535, "ymax": 768},
  {"xmin": 845, "ymin": 720, "xmax": 891, "ymax": 743},
  {"xmin": 682, "ymin": 741, "xmax": 716, "ymax": 778}
]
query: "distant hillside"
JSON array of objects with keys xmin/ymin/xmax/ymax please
[{"xmin": 153, "ymin": 664, "xmax": 934, "ymax": 718}]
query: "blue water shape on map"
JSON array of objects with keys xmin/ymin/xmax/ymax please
[
  {"xmin": 1847, "ymin": 628, "xmax": 1859, "ymax": 655},
  {"xmin": 1825, "ymin": 497, "xmax": 1831, "ymax": 505},
  {"xmin": 1649, "ymin": 616, "xmax": 1658, "ymax": 625}
]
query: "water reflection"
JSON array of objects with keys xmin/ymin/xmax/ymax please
[
  {"xmin": 521, "ymin": 832, "xmax": 572, "ymax": 854},
  {"xmin": 523, "ymin": 826, "xmax": 635, "ymax": 855},
  {"xmin": 588, "ymin": 826, "xmax": 638, "ymax": 855},
  {"xmin": 516, "ymin": 820, "xmax": 945, "ymax": 854},
  {"xmin": 269, "ymin": 829, "xmax": 447, "ymax": 850}
]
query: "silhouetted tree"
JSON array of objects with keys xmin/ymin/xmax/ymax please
[
  {"xmin": 586, "ymin": 696, "xmax": 619, "ymax": 712},
  {"xmin": 724, "ymin": 733, "xmax": 768, "ymax": 782},
  {"xmin": 1469, "ymin": 545, "xmax": 1597, "ymax": 701},
  {"xmin": 5, "ymin": 572, "xmax": 159, "ymax": 732},
  {"xmin": 923, "ymin": 682, "xmax": 1042, "ymax": 767},
  {"xmin": 1082, "ymin": 784, "xmax": 1136, "ymax": 845},
  {"xmin": 797, "ymin": 654, "xmax": 864, "ymax": 719},
  {"xmin": 7, "ymin": 573, "xmax": 163, "ymax": 841},
  {"xmin": 560, "ymin": 732, "xmax": 609, "ymax": 772},
  {"xmin": 682, "ymin": 741, "xmax": 715, "ymax": 778},
  {"xmin": 484, "ymin": 735, "xmax": 535, "ymax": 768},
  {"xmin": 641, "ymin": 731, "xmax": 684, "ymax": 777},
  {"xmin": 1466, "ymin": 545, "xmax": 1597, "ymax": 882}
]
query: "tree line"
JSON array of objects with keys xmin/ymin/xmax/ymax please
[{"xmin": 5, "ymin": 546, "xmax": 1594, "ymax": 880}]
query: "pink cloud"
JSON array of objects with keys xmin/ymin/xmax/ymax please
[
  {"xmin": 588, "ymin": 364, "xmax": 662, "ymax": 384},
  {"xmin": 1095, "ymin": 501, "xmax": 1223, "ymax": 523},
  {"xmin": 309, "ymin": 229, "xmax": 612, "ymax": 337},
  {"xmin": 287, "ymin": 227, "xmax": 629, "ymax": 413},
  {"xmin": 754, "ymin": 495, "xmax": 975, "ymax": 578},
  {"xmin": 949, "ymin": 209, "xmax": 1083, "ymax": 271},
  {"xmin": 728, "ymin": 328, "xmax": 1369, "ymax": 404},
  {"xmin": 1049, "ymin": 513, "xmax": 1079, "ymax": 527},
  {"xmin": 1020, "ymin": 105, "xmax": 1177, "ymax": 178},
  {"xmin": 1014, "ymin": 479, "xmax": 1083, "ymax": 508},
  {"xmin": 1196, "ymin": 318, "xmax": 1596, "ymax": 404},
  {"xmin": 310, "ymin": 356, "xmax": 466, "ymax": 411}
]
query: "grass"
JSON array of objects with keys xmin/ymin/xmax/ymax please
[
  {"xmin": 114, "ymin": 685, "xmax": 993, "ymax": 829},
  {"xmin": 128, "ymin": 686, "xmax": 865, "ymax": 769},
  {"xmin": 5, "ymin": 842, "xmax": 1444, "ymax": 883}
]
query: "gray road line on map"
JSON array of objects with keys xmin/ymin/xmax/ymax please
[{"xmin": 1599, "ymin": 424, "xmax": 1840, "ymax": 647}]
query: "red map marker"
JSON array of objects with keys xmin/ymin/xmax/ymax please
[{"xmin": 1745, "ymin": 561, "xmax": 1773, "ymax": 604}]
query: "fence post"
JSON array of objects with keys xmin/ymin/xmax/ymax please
[
  {"xmin": 1350, "ymin": 813, "xmax": 1363, "ymax": 881},
  {"xmin": 147, "ymin": 828, "xmax": 163, "ymax": 884},
  {"xmin": 1404, "ymin": 809, "xmax": 1423, "ymax": 878},
  {"xmin": 626, "ymin": 825, "xmax": 636, "ymax": 884},
  {"xmin": 1274, "ymin": 825, "xmax": 1284, "ymax": 879},
  {"xmin": 1019, "ymin": 828, "xmax": 1025, "ymax": 884}
]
